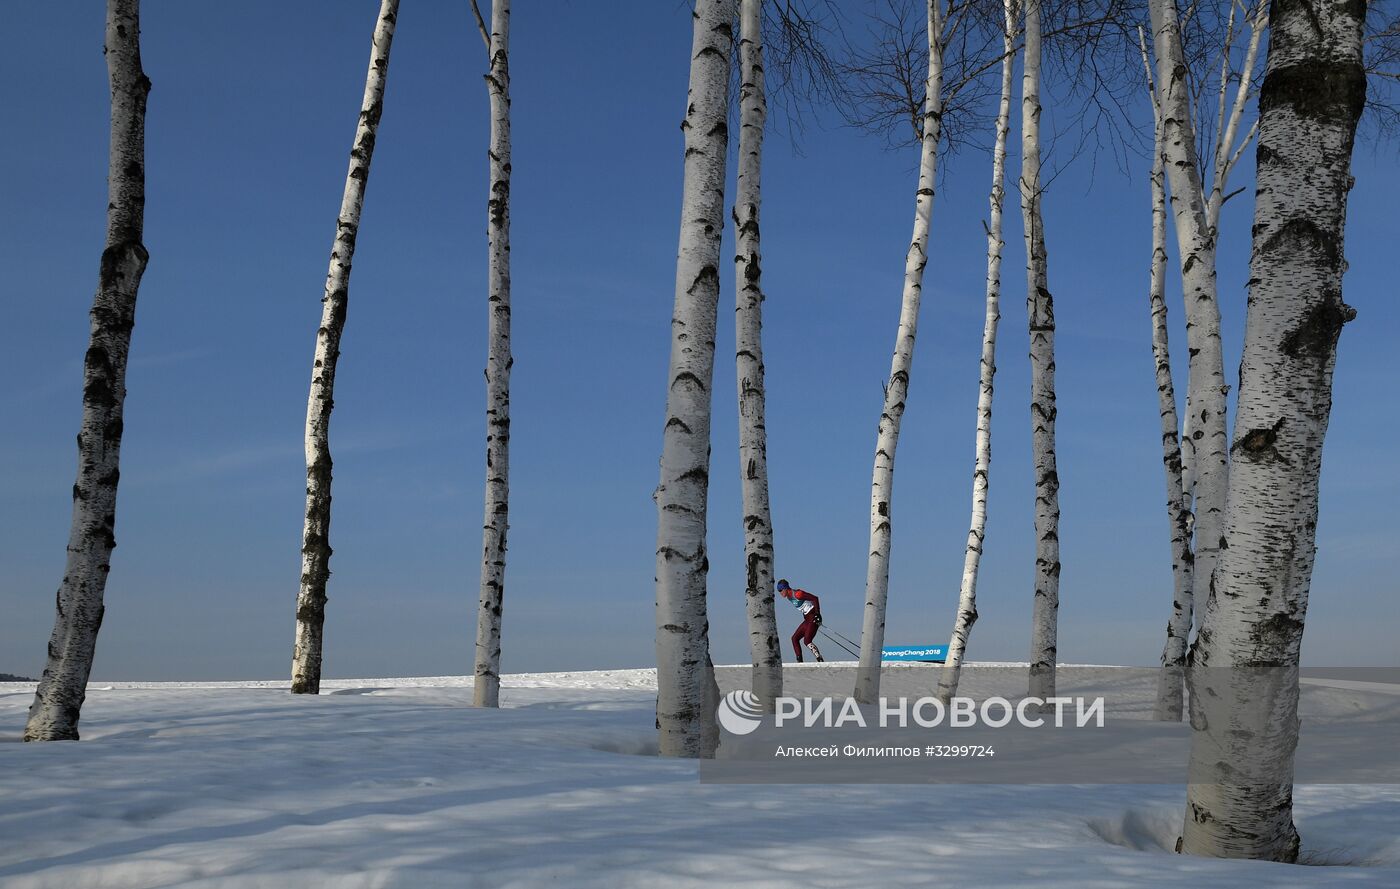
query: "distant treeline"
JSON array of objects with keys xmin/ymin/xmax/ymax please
[{"xmin": 0, "ymin": 673, "xmax": 37, "ymax": 682}]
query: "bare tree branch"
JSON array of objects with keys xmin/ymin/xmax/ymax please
[{"xmin": 469, "ymin": 0, "xmax": 491, "ymax": 52}]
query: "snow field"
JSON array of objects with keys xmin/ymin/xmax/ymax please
[{"xmin": 1, "ymin": 666, "xmax": 1396, "ymax": 888}]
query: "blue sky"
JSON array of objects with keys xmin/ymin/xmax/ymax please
[{"xmin": 1, "ymin": 1, "xmax": 1394, "ymax": 680}]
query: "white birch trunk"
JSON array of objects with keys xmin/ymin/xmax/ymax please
[
  {"xmin": 1180, "ymin": 3, "xmax": 1266, "ymax": 498},
  {"xmin": 937, "ymin": 0, "xmax": 1014, "ymax": 705},
  {"xmin": 734, "ymin": 0, "xmax": 782, "ymax": 709},
  {"xmin": 1181, "ymin": 0, "xmax": 1365, "ymax": 861},
  {"xmin": 291, "ymin": 0, "xmax": 398, "ymax": 696},
  {"xmin": 854, "ymin": 0, "xmax": 944, "ymax": 706},
  {"xmin": 1020, "ymin": 0, "xmax": 1060, "ymax": 701},
  {"xmin": 1147, "ymin": 2, "xmax": 1265, "ymax": 721},
  {"xmin": 655, "ymin": 0, "xmax": 737, "ymax": 757},
  {"xmin": 1137, "ymin": 30, "xmax": 1196, "ymax": 722},
  {"xmin": 472, "ymin": 0, "xmax": 512, "ymax": 710},
  {"xmin": 1147, "ymin": 87, "xmax": 1196, "ymax": 722},
  {"xmin": 1148, "ymin": 0, "xmax": 1228, "ymax": 646},
  {"xmin": 25, "ymin": 0, "xmax": 150, "ymax": 742}
]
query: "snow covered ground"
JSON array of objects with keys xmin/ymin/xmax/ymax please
[{"xmin": 1, "ymin": 666, "xmax": 1397, "ymax": 888}]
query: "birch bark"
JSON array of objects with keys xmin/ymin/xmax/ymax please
[
  {"xmin": 470, "ymin": 0, "xmax": 512, "ymax": 710},
  {"xmin": 655, "ymin": 0, "xmax": 737, "ymax": 757},
  {"xmin": 1020, "ymin": 0, "xmax": 1060, "ymax": 701},
  {"xmin": 1181, "ymin": 0, "xmax": 1365, "ymax": 860},
  {"xmin": 854, "ymin": 0, "xmax": 944, "ymax": 706},
  {"xmin": 291, "ymin": 0, "xmax": 398, "ymax": 695},
  {"xmin": 1147, "ymin": 0, "xmax": 1229, "ymax": 652},
  {"xmin": 937, "ymin": 0, "xmax": 1014, "ymax": 705},
  {"xmin": 734, "ymin": 0, "xmax": 782, "ymax": 708},
  {"xmin": 1140, "ymin": 31, "xmax": 1195, "ymax": 722},
  {"xmin": 1146, "ymin": 1, "xmax": 1264, "ymax": 720},
  {"xmin": 1178, "ymin": 0, "xmax": 1265, "ymax": 498},
  {"xmin": 25, "ymin": 0, "xmax": 150, "ymax": 742}
]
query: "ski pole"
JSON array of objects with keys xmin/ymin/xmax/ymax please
[
  {"xmin": 819, "ymin": 628, "xmax": 861, "ymax": 659},
  {"xmin": 816, "ymin": 617, "xmax": 862, "ymax": 655},
  {"xmin": 816, "ymin": 622, "xmax": 862, "ymax": 653},
  {"xmin": 826, "ymin": 626, "xmax": 862, "ymax": 650}
]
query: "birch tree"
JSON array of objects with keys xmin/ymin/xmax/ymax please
[
  {"xmin": 292, "ymin": 0, "xmax": 399, "ymax": 696},
  {"xmin": 853, "ymin": 0, "xmax": 946, "ymax": 706},
  {"xmin": 1181, "ymin": 0, "xmax": 1366, "ymax": 859},
  {"xmin": 1149, "ymin": 0, "xmax": 1224, "ymax": 540},
  {"xmin": 937, "ymin": 0, "xmax": 1016, "ymax": 705},
  {"xmin": 1145, "ymin": 0, "xmax": 1266, "ymax": 704},
  {"xmin": 655, "ymin": 0, "xmax": 737, "ymax": 757},
  {"xmin": 734, "ymin": 0, "xmax": 783, "ymax": 708},
  {"xmin": 1145, "ymin": 0, "xmax": 1265, "ymax": 718},
  {"xmin": 25, "ymin": 0, "xmax": 150, "ymax": 742},
  {"xmin": 1019, "ymin": 0, "xmax": 1061, "ymax": 701},
  {"xmin": 1138, "ymin": 31, "xmax": 1196, "ymax": 722},
  {"xmin": 468, "ymin": 0, "xmax": 512, "ymax": 710}
]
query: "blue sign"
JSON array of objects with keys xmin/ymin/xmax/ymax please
[{"xmin": 881, "ymin": 645, "xmax": 948, "ymax": 663}]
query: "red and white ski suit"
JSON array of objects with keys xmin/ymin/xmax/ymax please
[{"xmin": 784, "ymin": 588, "xmax": 821, "ymax": 660}]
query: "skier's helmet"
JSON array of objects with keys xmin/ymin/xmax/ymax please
[{"xmin": 776, "ymin": 579, "xmax": 790, "ymax": 592}]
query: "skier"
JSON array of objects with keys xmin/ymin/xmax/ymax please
[{"xmin": 778, "ymin": 579, "xmax": 824, "ymax": 663}]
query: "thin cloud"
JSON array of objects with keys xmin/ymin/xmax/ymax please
[{"xmin": 122, "ymin": 428, "xmax": 430, "ymax": 488}]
